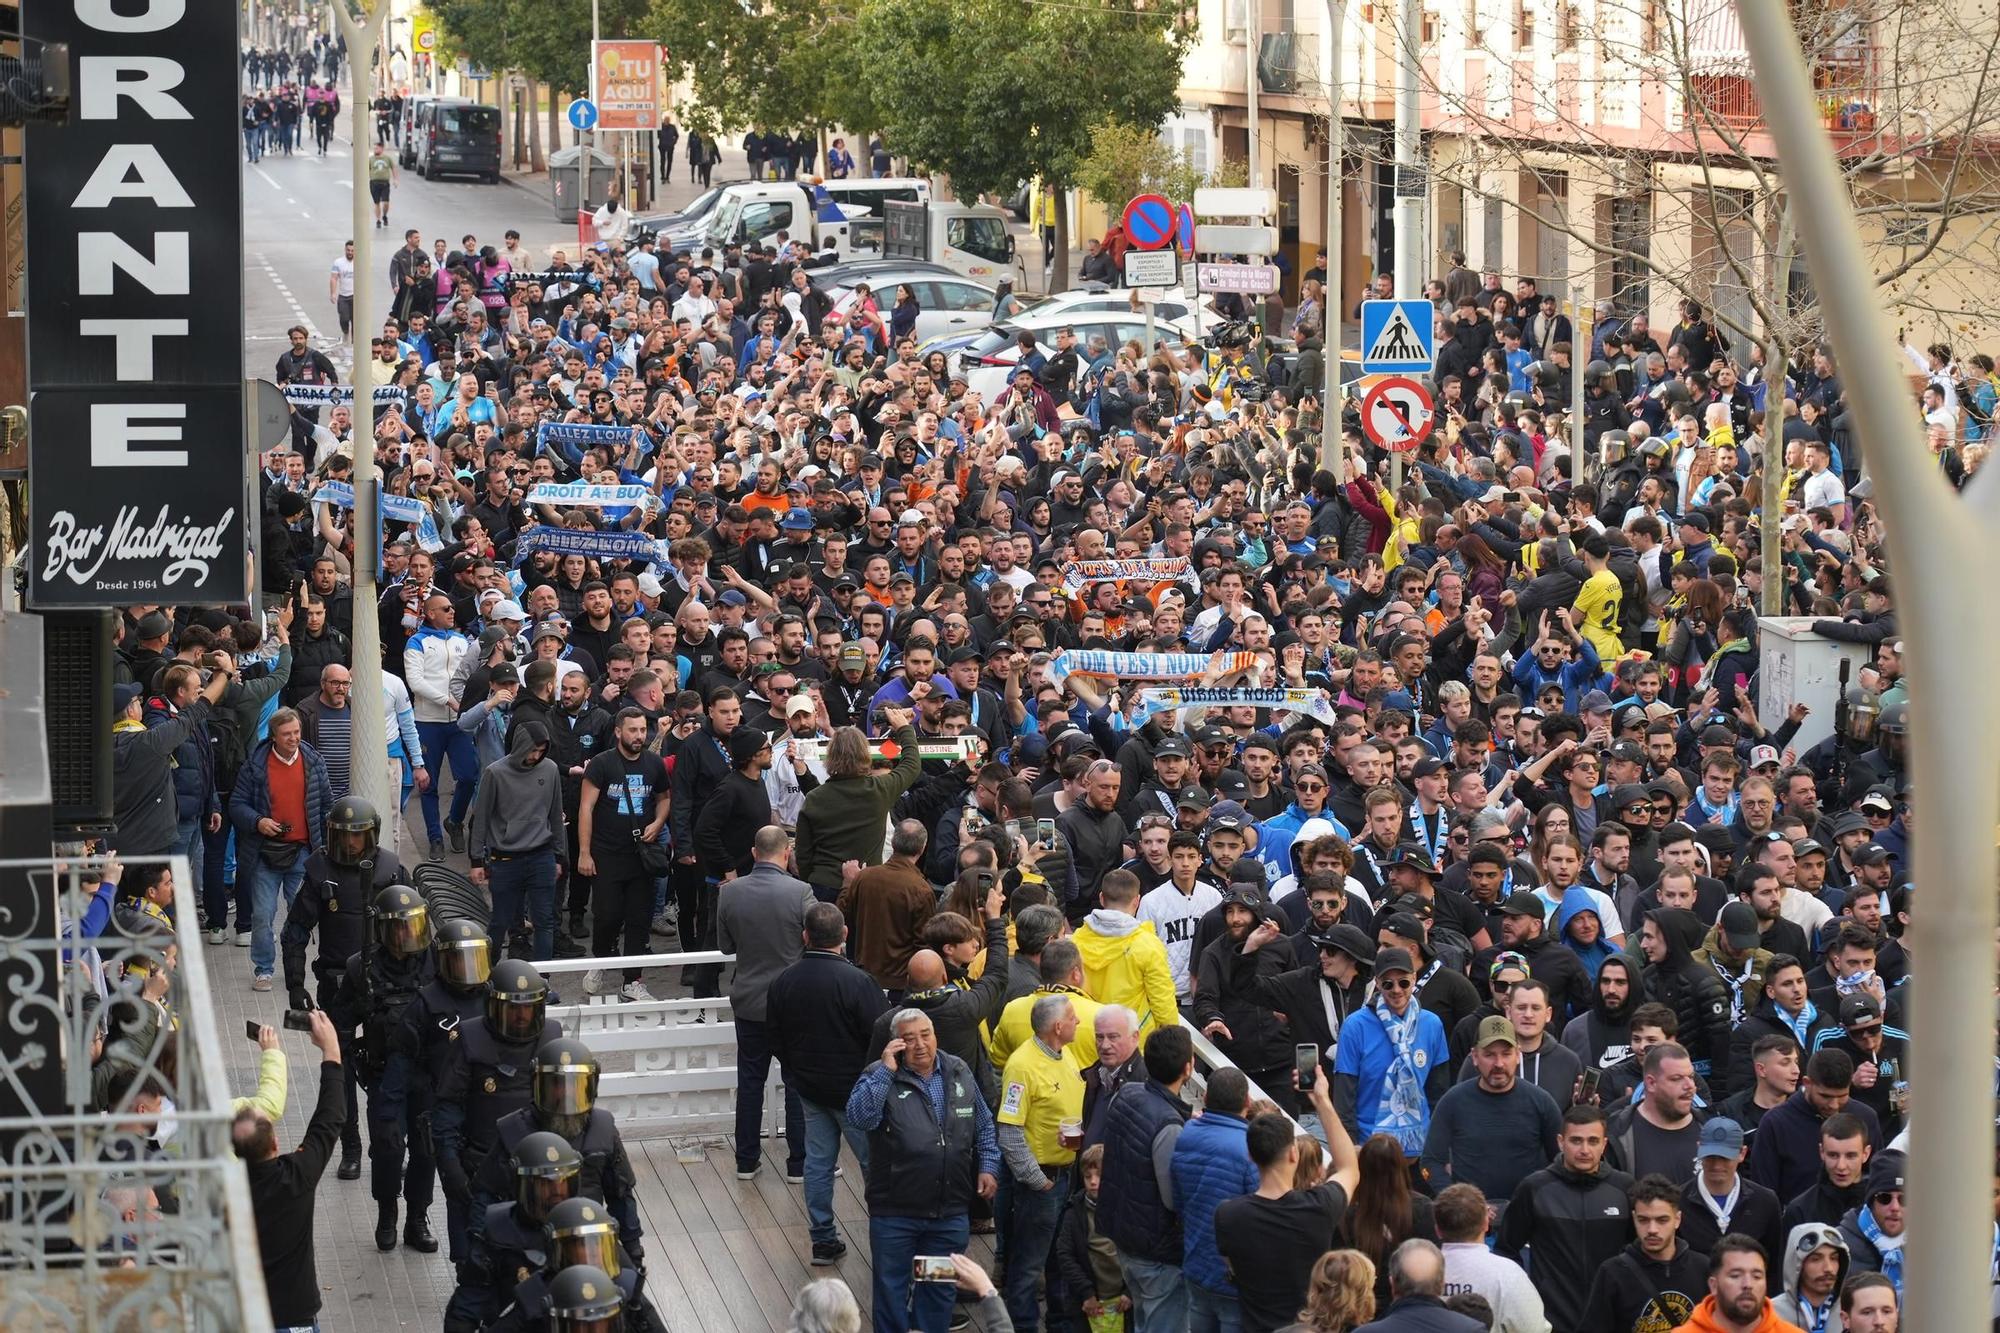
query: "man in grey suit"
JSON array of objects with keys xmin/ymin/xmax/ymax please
[{"xmin": 717, "ymin": 824, "xmax": 817, "ymax": 1180}]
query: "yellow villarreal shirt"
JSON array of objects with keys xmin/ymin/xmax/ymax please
[
  {"xmin": 997, "ymin": 1038, "xmax": 1085, "ymax": 1167},
  {"xmin": 988, "ymin": 985, "xmax": 1101, "ymax": 1071}
]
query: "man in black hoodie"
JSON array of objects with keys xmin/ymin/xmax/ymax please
[
  {"xmin": 1559, "ymin": 953, "xmax": 1639, "ymax": 1072},
  {"xmin": 1746, "ymin": 1050, "xmax": 1882, "ymax": 1206},
  {"xmin": 1579, "ymin": 1174, "xmax": 1709, "ymax": 1333},
  {"xmin": 1778, "ymin": 1110, "xmax": 1873, "ymax": 1232},
  {"xmin": 1637, "ymin": 907, "xmax": 1734, "ymax": 1090}
]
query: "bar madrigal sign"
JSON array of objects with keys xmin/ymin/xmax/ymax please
[{"xmin": 26, "ymin": 0, "xmax": 248, "ymax": 605}]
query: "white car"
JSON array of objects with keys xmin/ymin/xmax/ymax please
[
  {"xmin": 824, "ymin": 269, "xmax": 998, "ymax": 346},
  {"xmin": 994, "ymin": 282, "xmax": 1221, "ymax": 327},
  {"xmin": 951, "ymin": 309, "xmax": 1203, "ymax": 403}
]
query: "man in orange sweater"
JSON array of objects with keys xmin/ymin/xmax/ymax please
[{"xmin": 1671, "ymin": 1234, "xmax": 1799, "ymax": 1333}]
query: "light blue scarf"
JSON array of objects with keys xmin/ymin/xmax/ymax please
[
  {"xmin": 1856, "ymin": 1200, "xmax": 1904, "ymax": 1299},
  {"xmin": 1369, "ymin": 993, "xmax": 1429, "ymax": 1155},
  {"xmin": 1777, "ymin": 998, "xmax": 1819, "ymax": 1049}
]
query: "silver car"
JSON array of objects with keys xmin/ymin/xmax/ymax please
[{"xmin": 825, "ymin": 269, "xmax": 998, "ymax": 347}]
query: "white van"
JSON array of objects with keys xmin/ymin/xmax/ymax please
[{"xmin": 666, "ymin": 178, "xmax": 931, "ymax": 257}]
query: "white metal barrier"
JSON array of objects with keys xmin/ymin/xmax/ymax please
[{"xmin": 531, "ymin": 951, "xmax": 1295, "ymax": 1143}]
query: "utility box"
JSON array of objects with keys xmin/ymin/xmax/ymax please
[
  {"xmin": 548, "ymin": 145, "xmax": 616, "ymax": 220},
  {"xmin": 1757, "ymin": 617, "xmax": 1875, "ymax": 756}
]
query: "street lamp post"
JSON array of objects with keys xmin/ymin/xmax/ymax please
[
  {"xmin": 327, "ymin": 0, "xmax": 393, "ymax": 821},
  {"xmin": 1320, "ymin": 0, "xmax": 1344, "ymax": 476},
  {"xmin": 1740, "ymin": 8, "xmax": 2000, "ymax": 1332}
]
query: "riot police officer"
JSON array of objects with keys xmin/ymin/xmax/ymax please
[
  {"xmin": 488, "ymin": 1198, "xmax": 666, "ymax": 1332},
  {"xmin": 330, "ymin": 884, "xmax": 438, "ymax": 1253},
  {"xmin": 432, "ymin": 958, "xmax": 561, "ymax": 1271},
  {"xmin": 548, "ymin": 1263, "xmax": 624, "ymax": 1333},
  {"xmin": 1840, "ymin": 698, "xmax": 1908, "ymax": 805},
  {"xmin": 381, "ymin": 917, "xmax": 492, "ymax": 1262},
  {"xmin": 280, "ymin": 795, "xmax": 407, "ymax": 1178},
  {"xmin": 1804, "ymin": 685, "xmax": 1877, "ymax": 806},
  {"xmin": 444, "ymin": 1131, "xmax": 579, "ymax": 1333},
  {"xmin": 471, "ymin": 1037, "xmax": 644, "ymax": 1265}
]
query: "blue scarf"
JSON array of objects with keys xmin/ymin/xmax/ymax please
[
  {"xmin": 1855, "ymin": 1201, "xmax": 1904, "ymax": 1298},
  {"xmin": 1368, "ymin": 994, "xmax": 1429, "ymax": 1155},
  {"xmin": 1777, "ymin": 998, "xmax": 1819, "ymax": 1049}
]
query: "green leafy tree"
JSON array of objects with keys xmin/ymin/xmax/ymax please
[
  {"xmin": 834, "ymin": 0, "xmax": 1193, "ymax": 284},
  {"xmin": 1073, "ymin": 119, "xmax": 1206, "ymax": 215},
  {"xmin": 643, "ymin": 0, "xmax": 857, "ymax": 138}
]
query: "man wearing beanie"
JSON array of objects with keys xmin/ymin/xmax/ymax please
[{"xmin": 694, "ymin": 728, "xmax": 777, "ymax": 882}]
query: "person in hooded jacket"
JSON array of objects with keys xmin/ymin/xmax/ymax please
[
  {"xmin": 1579, "ymin": 1173, "xmax": 1710, "ymax": 1333},
  {"xmin": 1192, "ymin": 894, "xmax": 1300, "ymax": 1112},
  {"xmin": 1748, "ymin": 1050, "xmax": 1882, "ymax": 1208},
  {"xmin": 1835, "ymin": 1151, "xmax": 1906, "ymax": 1298},
  {"xmin": 1560, "ymin": 953, "xmax": 1641, "ymax": 1072},
  {"xmin": 1497, "ymin": 890, "xmax": 1593, "ymax": 1024},
  {"xmin": 1070, "ymin": 870, "xmax": 1180, "ymax": 1039},
  {"xmin": 1771, "ymin": 1222, "xmax": 1852, "ymax": 1333},
  {"xmin": 467, "ymin": 719, "xmax": 568, "ymax": 965},
  {"xmin": 1638, "ymin": 907, "xmax": 1735, "ymax": 1089}
]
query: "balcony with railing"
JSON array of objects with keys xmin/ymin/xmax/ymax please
[
  {"xmin": 0, "ymin": 855, "xmax": 271, "ymax": 1333},
  {"xmin": 1686, "ymin": 43, "xmax": 1880, "ymax": 137}
]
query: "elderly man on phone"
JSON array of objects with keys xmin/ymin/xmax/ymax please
[{"xmin": 847, "ymin": 1009, "xmax": 1000, "ymax": 1333}]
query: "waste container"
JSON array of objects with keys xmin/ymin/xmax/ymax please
[{"xmin": 548, "ymin": 145, "xmax": 617, "ymax": 221}]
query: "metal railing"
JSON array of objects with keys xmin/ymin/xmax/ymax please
[
  {"xmin": 0, "ymin": 856, "xmax": 271, "ymax": 1332},
  {"xmin": 535, "ymin": 949, "xmax": 1297, "ymax": 1140}
]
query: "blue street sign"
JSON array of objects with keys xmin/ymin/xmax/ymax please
[
  {"xmin": 567, "ymin": 98, "xmax": 599, "ymax": 131},
  {"xmin": 1360, "ymin": 298, "xmax": 1437, "ymax": 375}
]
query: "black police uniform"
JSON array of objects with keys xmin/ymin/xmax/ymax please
[
  {"xmin": 490, "ymin": 1255, "xmax": 664, "ymax": 1333},
  {"xmin": 446, "ymin": 1201, "xmax": 548, "ymax": 1332},
  {"xmin": 332, "ymin": 946, "xmax": 438, "ymax": 1215},
  {"xmin": 473, "ymin": 1108, "xmax": 644, "ymax": 1260},
  {"xmin": 279, "ymin": 847, "xmax": 409, "ymax": 1151},
  {"xmin": 432, "ymin": 1015, "xmax": 563, "ymax": 1258},
  {"xmin": 382, "ymin": 973, "xmax": 486, "ymax": 1258}
]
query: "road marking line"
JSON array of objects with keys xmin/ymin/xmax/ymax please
[{"xmin": 253, "ymin": 166, "xmax": 282, "ymax": 191}]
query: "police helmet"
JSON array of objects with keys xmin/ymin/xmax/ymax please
[
  {"xmin": 545, "ymin": 1197, "xmax": 622, "ymax": 1279},
  {"xmin": 325, "ymin": 795, "xmax": 381, "ymax": 868},
  {"xmin": 372, "ymin": 885, "xmax": 431, "ymax": 959},
  {"xmin": 1600, "ymin": 429, "xmax": 1632, "ymax": 464},
  {"xmin": 1876, "ymin": 700, "xmax": 1908, "ymax": 735},
  {"xmin": 435, "ymin": 919, "xmax": 493, "ymax": 994},
  {"xmin": 547, "ymin": 1263, "xmax": 622, "ymax": 1333},
  {"xmin": 1640, "ymin": 437, "xmax": 1673, "ymax": 462},
  {"xmin": 532, "ymin": 1037, "xmax": 601, "ymax": 1119},
  {"xmin": 486, "ymin": 959, "xmax": 551, "ymax": 1042},
  {"xmin": 1500, "ymin": 390, "xmax": 1533, "ymax": 417},
  {"xmin": 1584, "ymin": 359, "xmax": 1615, "ymax": 389},
  {"xmin": 1525, "ymin": 360, "xmax": 1563, "ymax": 392},
  {"xmin": 513, "ymin": 1130, "xmax": 582, "ymax": 1224},
  {"xmin": 1660, "ymin": 379, "xmax": 1695, "ymax": 411},
  {"xmin": 1844, "ymin": 686, "xmax": 1881, "ymax": 718}
]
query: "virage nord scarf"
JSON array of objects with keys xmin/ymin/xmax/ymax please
[{"xmin": 1133, "ymin": 685, "xmax": 1335, "ymax": 726}]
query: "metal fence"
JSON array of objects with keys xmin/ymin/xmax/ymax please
[{"xmin": 0, "ymin": 856, "xmax": 271, "ymax": 1333}]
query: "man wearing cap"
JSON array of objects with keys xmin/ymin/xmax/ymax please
[
  {"xmin": 1330, "ymin": 945, "xmax": 1451, "ymax": 1153},
  {"xmin": 1191, "ymin": 893, "xmax": 1299, "ymax": 1112},
  {"xmin": 1676, "ymin": 1117, "xmax": 1785, "ymax": 1264},
  {"xmin": 764, "ymin": 694, "xmax": 828, "ymax": 829},
  {"xmin": 1694, "ymin": 898, "xmax": 1776, "ymax": 1027},
  {"xmin": 1495, "ymin": 891, "xmax": 1594, "ymax": 1027},
  {"xmin": 1424, "ymin": 1014, "xmax": 1562, "ymax": 1203},
  {"xmin": 1236, "ymin": 916, "xmax": 1374, "ymax": 1093},
  {"xmin": 1836, "ymin": 1151, "xmax": 1907, "ymax": 1300},
  {"xmin": 1813, "ymin": 993, "xmax": 1908, "ymax": 1140}
]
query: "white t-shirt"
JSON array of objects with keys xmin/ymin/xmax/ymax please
[
  {"xmin": 1139, "ymin": 879, "xmax": 1222, "ymax": 996},
  {"xmin": 330, "ymin": 255, "xmax": 355, "ymax": 298},
  {"xmin": 1801, "ymin": 467, "xmax": 1846, "ymax": 512}
]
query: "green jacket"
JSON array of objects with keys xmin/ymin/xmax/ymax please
[{"xmin": 794, "ymin": 726, "xmax": 921, "ymax": 891}]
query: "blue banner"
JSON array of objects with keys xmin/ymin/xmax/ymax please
[{"xmin": 313, "ymin": 479, "xmax": 444, "ymax": 552}]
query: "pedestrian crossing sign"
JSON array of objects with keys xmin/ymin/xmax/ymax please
[{"xmin": 1360, "ymin": 299, "xmax": 1436, "ymax": 374}]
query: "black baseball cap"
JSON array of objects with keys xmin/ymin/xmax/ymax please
[{"xmin": 1497, "ymin": 891, "xmax": 1546, "ymax": 919}]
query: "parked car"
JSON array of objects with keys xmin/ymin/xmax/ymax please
[
  {"xmin": 823, "ymin": 269, "xmax": 999, "ymax": 346},
  {"xmin": 994, "ymin": 283, "xmax": 1218, "ymax": 326},
  {"xmin": 630, "ymin": 180, "xmax": 747, "ymax": 244},
  {"xmin": 950, "ymin": 309, "xmax": 1204, "ymax": 402}
]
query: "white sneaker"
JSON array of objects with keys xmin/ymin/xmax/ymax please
[
  {"xmin": 205, "ymin": 928, "xmax": 227, "ymax": 946},
  {"xmin": 622, "ymin": 981, "xmax": 656, "ymax": 1003},
  {"xmin": 583, "ymin": 969, "xmax": 605, "ymax": 995},
  {"xmin": 234, "ymin": 932, "xmax": 252, "ymax": 947}
]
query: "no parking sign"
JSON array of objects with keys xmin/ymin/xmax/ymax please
[{"xmin": 1122, "ymin": 193, "xmax": 1175, "ymax": 251}]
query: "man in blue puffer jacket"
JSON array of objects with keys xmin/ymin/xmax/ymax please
[{"xmin": 1168, "ymin": 1066, "xmax": 1259, "ymax": 1331}]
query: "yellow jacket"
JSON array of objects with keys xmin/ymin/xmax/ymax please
[
  {"xmin": 1070, "ymin": 909, "xmax": 1180, "ymax": 1038},
  {"xmin": 989, "ymin": 984, "xmax": 1102, "ymax": 1072},
  {"xmin": 231, "ymin": 1045, "xmax": 289, "ymax": 1121}
]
